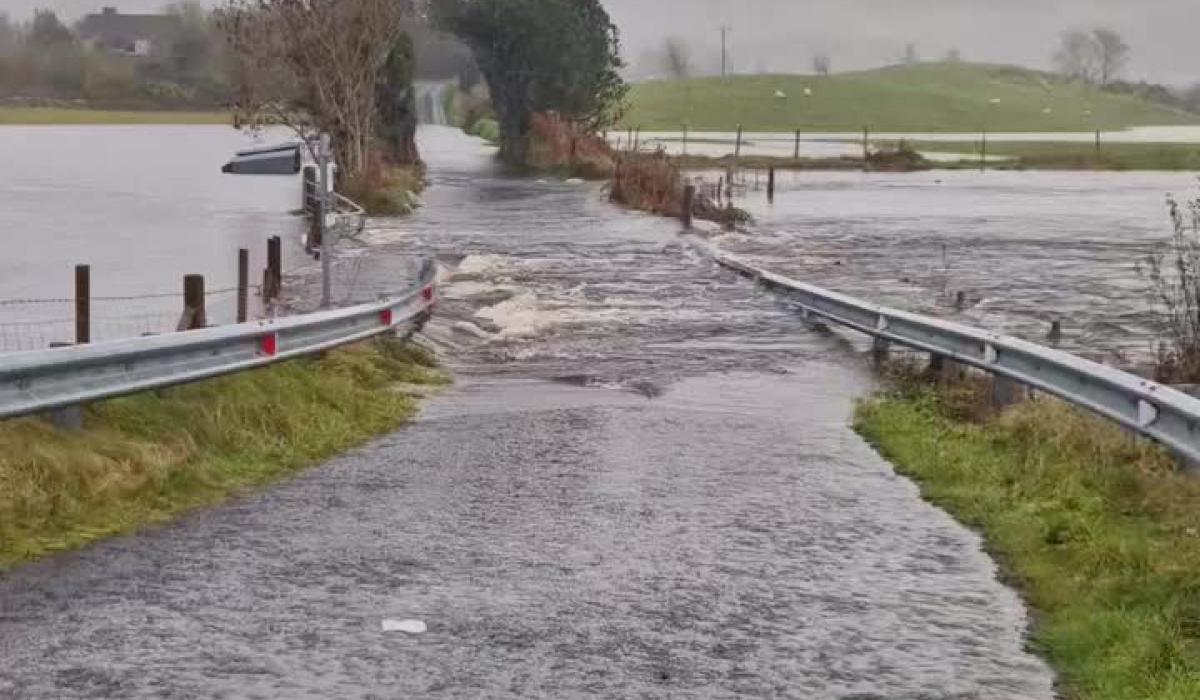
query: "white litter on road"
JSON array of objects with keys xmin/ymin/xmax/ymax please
[{"xmin": 381, "ymin": 619, "xmax": 427, "ymax": 634}]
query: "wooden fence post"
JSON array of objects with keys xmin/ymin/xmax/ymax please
[
  {"xmin": 734, "ymin": 124, "xmax": 743, "ymax": 159},
  {"xmin": 767, "ymin": 167, "xmax": 776, "ymax": 203},
  {"xmin": 237, "ymin": 248, "xmax": 249, "ymax": 323},
  {"xmin": 74, "ymin": 264, "xmax": 90, "ymax": 345},
  {"xmin": 180, "ymin": 274, "xmax": 206, "ymax": 331},
  {"xmin": 682, "ymin": 184, "xmax": 695, "ymax": 228},
  {"xmin": 794, "ymin": 129, "xmax": 801, "ymax": 159},
  {"xmin": 862, "ymin": 126, "xmax": 870, "ymax": 161},
  {"xmin": 270, "ymin": 235, "xmax": 282, "ymax": 297},
  {"xmin": 981, "ymin": 128, "xmax": 988, "ymax": 172}
]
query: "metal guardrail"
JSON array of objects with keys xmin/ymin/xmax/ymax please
[
  {"xmin": 0, "ymin": 260, "xmax": 438, "ymax": 421},
  {"xmin": 701, "ymin": 243, "xmax": 1200, "ymax": 463}
]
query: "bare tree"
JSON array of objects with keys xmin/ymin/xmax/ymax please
[
  {"xmin": 812, "ymin": 52, "xmax": 831, "ymax": 76},
  {"xmin": 1092, "ymin": 28, "xmax": 1129, "ymax": 86},
  {"xmin": 219, "ymin": 0, "xmax": 414, "ymax": 179},
  {"xmin": 944, "ymin": 48, "xmax": 962, "ymax": 63},
  {"xmin": 662, "ymin": 38, "xmax": 691, "ymax": 80},
  {"xmin": 1053, "ymin": 30, "xmax": 1098, "ymax": 83}
]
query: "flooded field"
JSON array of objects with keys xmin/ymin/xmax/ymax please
[
  {"xmin": 620, "ymin": 126, "xmax": 1200, "ymax": 162},
  {"xmin": 700, "ymin": 167, "xmax": 1194, "ymax": 363},
  {"xmin": 0, "ymin": 125, "xmax": 303, "ymax": 348}
]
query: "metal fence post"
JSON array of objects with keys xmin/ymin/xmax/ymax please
[{"xmin": 767, "ymin": 167, "xmax": 776, "ymax": 203}]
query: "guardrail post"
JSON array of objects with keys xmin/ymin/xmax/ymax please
[
  {"xmin": 682, "ymin": 184, "xmax": 695, "ymax": 228},
  {"xmin": 767, "ymin": 167, "xmax": 776, "ymax": 203},
  {"xmin": 47, "ymin": 343, "xmax": 84, "ymax": 430},
  {"xmin": 991, "ymin": 375, "xmax": 1024, "ymax": 410},
  {"xmin": 237, "ymin": 248, "xmax": 249, "ymax": 323},
  {"xmin": 180, "ymin": 274, "xmax": 206, "ymax": 331},
  {"xmin": 872, "ymin": 337, "xmax": 890, "ymax": 367},
  {"xmin": 74, "ymin": 264, "xmax": 90, "ymax": 345},
  {"xmin": 930, "ymin": 354, "xmax": 962, "ymax": 384}
]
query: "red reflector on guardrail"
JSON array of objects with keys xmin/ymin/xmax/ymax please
[
  {"xmin": 261, "ymin": 333, "xmax": 278, "ymax": 357},
  {"xmin": 421, "ymin": 286, "xmax": 434, "ymax": 302},
  {"xmin": 380, "ymin": 309, "xmax": 394, "ymax": 326}
]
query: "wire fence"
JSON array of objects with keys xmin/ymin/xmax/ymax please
[{"xmin": 0, "ymin": 284, "xmax": 268, "ymax": 353}]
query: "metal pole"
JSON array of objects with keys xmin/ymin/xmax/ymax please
[{"xmin": 318, "ymin": 133, "xmax": 332, "ymax": 309}]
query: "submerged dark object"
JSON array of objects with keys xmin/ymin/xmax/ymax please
[{"xmin": 222, "ymin": 143, "xmax": 303, "ymax": 175}]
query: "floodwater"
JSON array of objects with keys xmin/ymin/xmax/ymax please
[
  {"xmin": 626, "ymin": 125, "xmax": 1200, "ymax": 160},
  {"xmin": 0, "ymin": 125, "xmax": 305, "ymax": 349},
  {"xmin": 0, "ymin": 126, "xmax": 1057, "ymax": 699},
  {"xmin": 707, "ymin": 167, "xmax": 1196, "ymax": 364}
]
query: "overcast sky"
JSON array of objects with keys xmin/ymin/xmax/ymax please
[{"xmin": 5, "ymin": 0, "xmax": 1197, "ymax": 85}]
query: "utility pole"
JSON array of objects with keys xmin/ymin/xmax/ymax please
[
  {"xmin": 720, "ymin": 25, "xmax": 730, "ymax": 77},
  {"xmin": 317, "ymin": 133, "xmax": 332, "ymax": 309}
]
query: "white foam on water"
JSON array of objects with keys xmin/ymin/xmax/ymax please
[
  {"xmin": 455, "ymin": 254, "xmax": 510, "ymax": 278},
  {"xmin": 381, "ymin": 619, "xmax": 427, "ymax": 634},
  {"xmin": 474, "ymin": 290, "xmax": 567, "ymax": 338}
]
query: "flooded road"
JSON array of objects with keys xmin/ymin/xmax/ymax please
[{"xmin": 0, "ymin": 127, "xmax": 1057, "ymax": 698}]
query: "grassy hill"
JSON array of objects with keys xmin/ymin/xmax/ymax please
[{"xmin": 621, "ymin": 62, "xmax": 1200, "ymax": 132}]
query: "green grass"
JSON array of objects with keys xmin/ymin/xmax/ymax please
[
  {"xmin": 623, "ymin": 62, "xmax": 1200, "ymax": 133},
  {"xmin": 894, "ymin": 140, "xmax": 1200, "ymax": 171},
  {"xmin": 0, "ymin": 107, "xmax": 230, "ymax": 125},
  {"xmin": 0, "ymin": 338, "xmax": 447, "ymax": 570},
  {"xmin": 855, "ymin": 392, "xmax": 1200, "ymax": 700}
]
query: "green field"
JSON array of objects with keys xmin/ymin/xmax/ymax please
[
  {"xmin": 623, "ymin": 62, "xmax": 1200, "ymax": 133},
  {"xmin": 857, "ymin": 391, "xmax": 1200, "ymax": 700},
  {"xmin": 0, "ymin": 107, "xmax": 230, "ymax": 125}
]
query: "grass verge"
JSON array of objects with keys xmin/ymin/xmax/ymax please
[
  {"xmin": 855, "ymin": 387, "xmax": 1200, "ymax": 700},
  {"xmin": 0, "ymin": 338, "xmax": 447, "ymax": 571},
  {"xmin": 0, "ymin": 107, "xmax": 230, "ymax": 125}
]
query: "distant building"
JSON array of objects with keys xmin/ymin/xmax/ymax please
[{"xmin": 78, "ymin": 7, "xmax": 181, "ymax": 57}]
